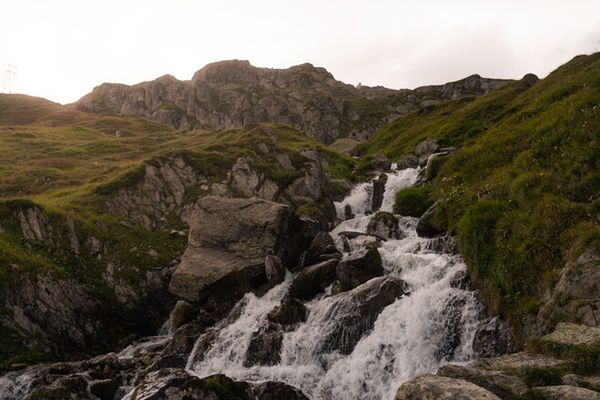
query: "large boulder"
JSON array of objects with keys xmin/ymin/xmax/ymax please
[
  {"xmin": 395, "ymin": 374, "xmax": 501, "ymax": 400},
  {"xmin": 289, "ymin": 259, "xmax": 339, "ymax": 300},
  {"xmin": 336, "ymin": 247, "xmax": 383, "ymax": 291},
  {"xmin": 371, "ymin": 153, "xmax": 392, "ymax": 171},
  {"xmin": 169, "ymin": 196, "xmax": 305, "ymax": 303},
  {"xmin": 366, "ymin": 211, "xmax": 402, "ymax": 240},
  {"xmin": 320, "ymin": 276, "xmax": 406, "ymax": 354},
  {"xmin": 437, "ymin": 364, "xmax": 527, "ymax": 399}
]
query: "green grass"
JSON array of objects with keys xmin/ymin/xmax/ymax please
[
  {"xmin": 356, "ymin": 52, "xmax": 600, "ymax": 341},
  {"xmin": 393, "ymin": 186, "xmax": 435, "ymax": 217}
]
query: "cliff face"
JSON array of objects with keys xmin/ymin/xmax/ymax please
[{"xmin": 73, "ymin": 60, "xmax": 511, "ymax": 143}]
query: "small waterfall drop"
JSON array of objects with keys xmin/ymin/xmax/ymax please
[{"xmin": 186, "ymin": 167, "xmax": 484, "ymax": 400}]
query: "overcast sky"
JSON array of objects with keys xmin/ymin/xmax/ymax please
[{"xmin": 2, "ymin": 0, "xmax": 599, "ymax": 104}]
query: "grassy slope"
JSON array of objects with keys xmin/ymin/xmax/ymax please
[
  {"xmin": 0, "ymin": 95, "xmax": 355, "ymax": 366},
  {"xmin": 357, "ymin": 53, "xmax": 600, "ymax": 340}
]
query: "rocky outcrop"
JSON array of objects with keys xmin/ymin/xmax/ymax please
[
  {"xmin": 104, "ymin": 156, "xmax": 205, "ymax": 230},
  {"xmin": 395, "ymin": 374, "xmax": 502, "ymax": 400},
  {"xmin": 534, "ymin": 386, "xmax": 600, "ymax": 400},
  {"xmin": 473, "ymin": 316, "xmax": 514, "ymax": 357},
  {"xmin": 303, "ymin": 232, "xmax": 341, "ymax": 266},
  {"xmin": 74, "ymin": 61, "xmax": 512, "ymax": 143},
  {"xmin": 537, "ymin": 249, "xmax": 600, "ymax": 331},
  {"xmin": 169, "ymin": 196, "xmax": 306, "ymax": 303}
]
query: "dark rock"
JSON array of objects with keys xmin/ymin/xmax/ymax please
[
  {"xmin": 320, "ymin": 276, "xmax": 406, "ymax": 354},
  {"xmin": 416, "ymin": 202, "xmax": 445, "ymax": 238},
  {"xmin": 89, "ymin": 377, "xmax": 121, "ymax": 400},
  {"xmin": 249, "ymin": 381, "xmax": 310, "ymax": 400},
  {"xmin": 245, "ymin": 323, "xmax": 283, "ymax": 366},
  {"xmin": 344, "ymin": 203, "xmax": 355, "ymax": 220},
  {"xmin": 371, "ymin": 153, "xmax": 392, "ymax": 171},
  {"xmin": 434, "ymin": 294, "xmax": 467, "ymax": 361},
  {"xmin": 437, "ymin": 364, "xmax": 527, "ymax": 399},
  {"xmin": 289, "ymin": 259, "xmax": 338, "ymax": 300},
  {"xmin": 366, "ymin": 211, "xmax": 402, "ymax": 240},
  {"xmin": 336, "ymin": 247, "xmax": 383, "ymax": 291},
  {"xmin": 414, "ymin": 138, "xmax": 440, "ymax": 158},
  {"xmin": 422, "ymin": 235, "xmax": 457, "ymax": 254},
  {"xmin": 304, "ymin": 232, "xmax": 341, "ymax": 267},
  {"xmin": 371, "ymin": 173, "xmax": 388, "ymax": 211},
  {"xmin": 473, "ymin": 316, "xmax": 513, "ymax": 358},
  {"xmin": 267, "ymin": 296, "xmax": 307, "ymax": 325},
  {"xmin": 265, "ymin": 255, "xmax": 285, "ymax": 285},
  {"xmin": 396, "ymin": 154, "xmax": 419, "ymax": 170},
  {"xmin": 169, "ymin": 300, "xmax": 195, "ymax": 332}
]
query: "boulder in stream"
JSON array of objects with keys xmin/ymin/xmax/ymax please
[{"xmin": 336, "ymin": 247, "xmax": 383, "ymax": 291}]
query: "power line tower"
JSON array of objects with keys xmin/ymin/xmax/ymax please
[{"xmin": 2, "ymin": 65, "xmax": 18, "ymax": 93}]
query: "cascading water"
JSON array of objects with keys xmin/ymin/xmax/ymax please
[{"xmin": 185, "ymin": 167, "xmax": 484, "ymax": 400}]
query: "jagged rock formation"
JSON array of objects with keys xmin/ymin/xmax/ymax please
[{"xmin": 73, "ymin": 60, "xmax": 512, "ymax": 143}]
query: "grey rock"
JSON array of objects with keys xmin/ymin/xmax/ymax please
[
  {"xmin": 320, "ymin": 276, "xmax": 407, "ymax": 354},
  {"xmin": 372, "ymin": 153, "xmax": 392, "ymax": 171},
  {"xmin": 267, "ymin": 296, "xmax": 307, "ymax": 325},
  {"xmin": 472, "ymin": 352, "xmax": 568, "ymax": 371},
  {"xmin": 344, "ymin": 203, "xmax": 355, "ymax": 220},
  {"xmin": 304, "ymin": 232, "xmax": 341, "ymax": 266},
  {"xmin": 366, "ymin": 211, "xmax": 402, "ymax": 240},
  {"xmin": 473, "ymin": 316, "xmax": 513, "ymax": 357},
  {"xmin": 395, "ymin": 374, "xmax": 501, "ymax": 400},
  {"xmin": 437, "ymin": 364, "xmax": 527, "ymax": 399}
]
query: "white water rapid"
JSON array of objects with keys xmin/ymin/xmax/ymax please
[{"xmin": 185, "ymin": 167, "xmax": 484, "ymax": 400}]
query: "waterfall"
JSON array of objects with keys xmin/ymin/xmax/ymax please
[{"xmin": 186, "ymin": 167, "xmax": 484, "ymax": 400}]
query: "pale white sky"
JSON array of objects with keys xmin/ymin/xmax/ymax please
[{"xmin": 1, "ymin": 0, "xmax": 599, "ymax": 104}]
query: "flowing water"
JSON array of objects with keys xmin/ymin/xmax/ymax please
[
  {"xmin": 185, "ymin": 167, "xmax": 484, "ymax": 400},
  {"xmin": 0, "ymin": 166, "xmax": 484, "ymax": 400}
]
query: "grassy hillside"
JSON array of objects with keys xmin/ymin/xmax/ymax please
[{"xmin": 357, "ymin": 53, "xmax": 600, "ymax": 341}]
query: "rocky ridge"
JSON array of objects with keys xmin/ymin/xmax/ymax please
[{"xmin": 74, "ymin": 60, "xmax": 512, "ymax": 143}]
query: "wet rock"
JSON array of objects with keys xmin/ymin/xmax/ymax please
[
  {"xmin": 249, "ymin": 381, "xmax": 310, "ymax": 400},
  {"xmin": 265, "ymin": 255, "xmax": 285, "ymax": 285},
  {"xmin": 304, "ymin": 232, "xmax": 341, "ymax": 266},
  {"xmin": 422, "ymin": 235, "xmax": 457, "ymax": 254},
  {"xmin": 562, "ymin": 374, "xmax": 600, "ymax": 392},
  {"xmin": 416, "ymin": 202, "xmax": 445, "ymax": 238},
  {"xmin": 267, "ymin": 296, "xmax": 307, "ymax": 325},
  {"xmin": 321, "ymin": 276, "xmax": 407, "ymax": 354},
  {"xmin": 437, "ymin": 364, "xmax": 527, "ymax": 399},
  {"xmin": 245, "ymin": 323, "xmax": 284, "ymax": 366},
  {"xmin": 344, "ymin": 203, "xmax": 355, "ymax": 220},
  {"xmin": 169, "ymin": 197, "xmax": 304, "ymax": 302},
  {"xmin": 371, "ymin": 153, "xmax": 392, "ymax": 171},
  {"xmin": 435, "ymin": 294, "xmax": 468, "ymax": 361},
  {"xmin": 289, "ymin": 259, "xmax": 338, "ymax": 300},
  {"xmin": 371, "ymin": 173, "xmax": 388, "ymax": 211},
  {"xmin": 473, "ymin": 316, "xmax": 513, "ymax": 357},
  {"xmin": 395, "ymin": 374, "xmax": 501, "ymax": 400},
  {"xmin": 336, "ymin": 247, "xmax": 383, "ymax": 291},
  {"xmin": 533, "ymin": 385, "xmax": 600, "ymax": 400},
  {"xmin": 89, "ymin": 377, "xmax": 121, "ymax": 400},
  {"xmin": 366, "ymin": 211, "xmax": 402, "ymax": 240}
]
